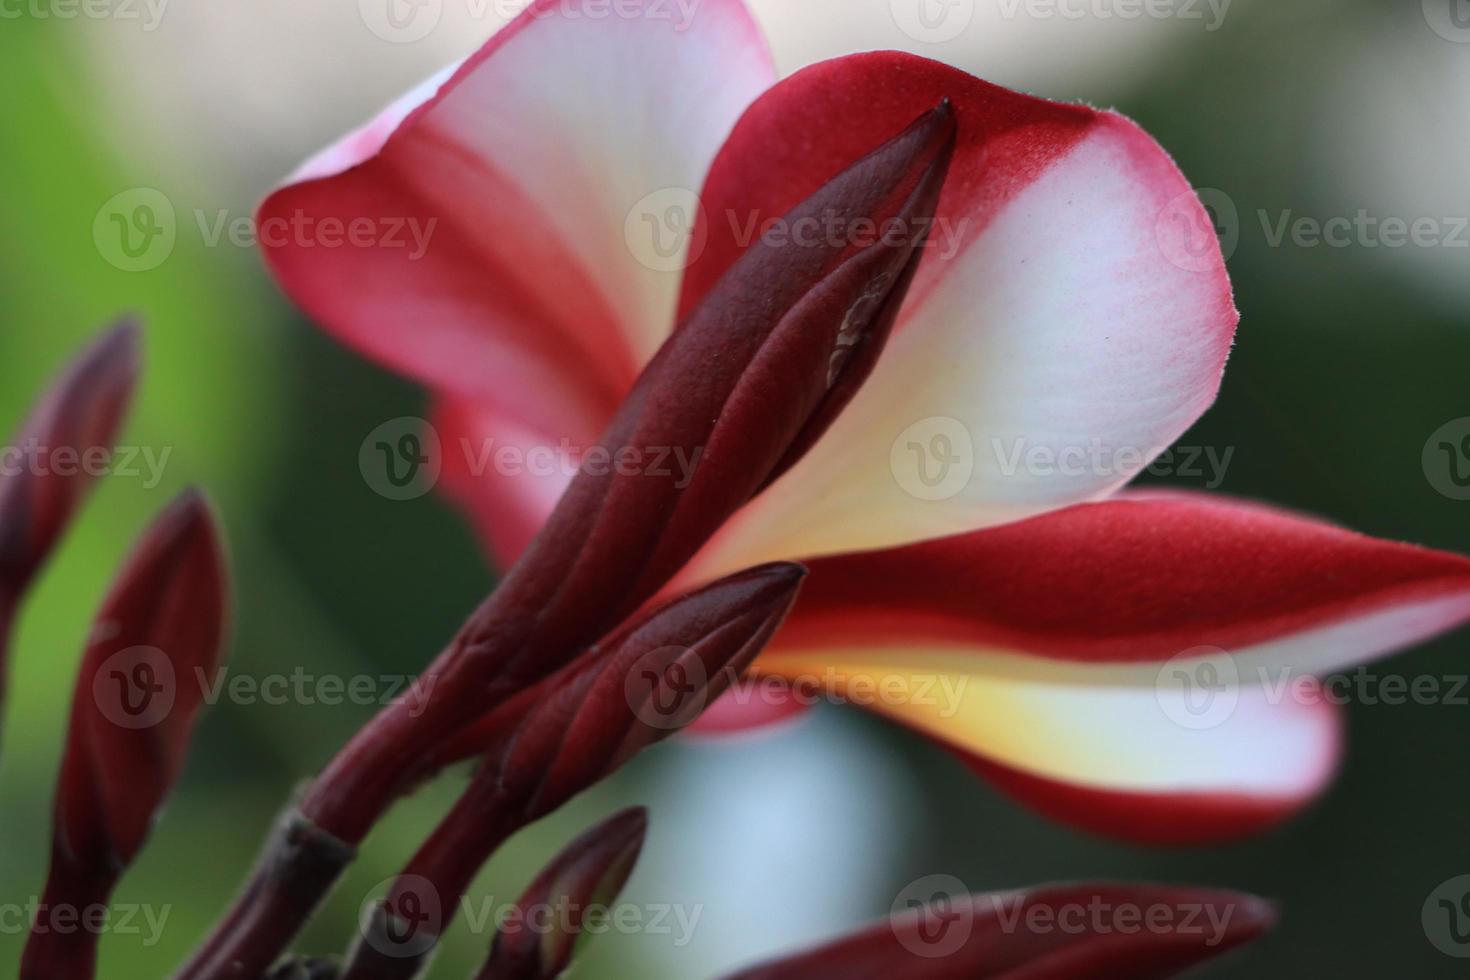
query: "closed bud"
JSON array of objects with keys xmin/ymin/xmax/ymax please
[
  {"xmin": 0, "ymin": 319, "xmax": 140, "ymax": 595},
  {"xmin": 478, "ymin": 808, "xmax": 648, "ymax": 980},
  {"xmin": 22, "ymin": 489, "xmax": 230, "ymax": 980},
  {"xmin": 723, "ymin": 882, "xmax": 1278, "ymax": 980},
  {"xmin": 339, "ymin": 565, "xmax": 804, "ymax": 980},
  {"xmin": 484, "ymin": 101, "xmax": 957, "ymax": 687}
]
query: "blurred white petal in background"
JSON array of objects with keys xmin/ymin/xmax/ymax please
[
  {"xmin": 632, "ymin": 709, "xmax": 918, "ymax": 978},
  {"xmin": 77, "ymin": 0, "xmax": 1235, "ymax": 201},
  {"xmin": 1320, "ymin": 12, "xmax": 1470, "ymax": 310}
]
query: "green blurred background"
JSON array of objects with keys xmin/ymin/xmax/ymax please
[{"xmin": 1, "ymin": 0, "xmax": 1467, "ymax": 975}]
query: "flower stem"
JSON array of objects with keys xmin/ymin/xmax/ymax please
[{"xmin": 177, "ymin": 798, "xmax": 354, "ymax": 979}]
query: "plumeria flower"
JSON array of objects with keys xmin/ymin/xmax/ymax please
[{"xmin": 259, "ymin": 0, "xmax": 1470, "ymax": 845}]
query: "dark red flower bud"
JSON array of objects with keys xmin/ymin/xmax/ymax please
[
  {"xmin": 187, "ymin": 106, "xmax": 953, "ymax": 980},
  {"xmin": 477, "ymin": 807, "xmax": 648, "ymax": 980},
  {"xmin": 485, "ymin": 99, "xmax": 957, "ymax": 688},
  {"xmin": 723, "ymin": 882, "xmax": 1277, "ymax": 980},
  {"xmin": 21, "ymin": 489, "xmax": 230, "ymax": 980},
  {"xmin": 498, "ymin": 562, "xmax": 804, "ymax": 820},
  {"xmin": 300, "ymin": 104, "xmax": 955, "ymax": 850},
  {"xmin": 0, "ymin": 320, "xmax": 139, "ymax": 693},
  {"xmin": 337, "ymin": 564, "xmax": 804, "ymax": 980}
]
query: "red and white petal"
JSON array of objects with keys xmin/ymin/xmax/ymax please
[
  {"xmin": 755, "ymin": 649, "xmax": 1341, "ymax": 845},
  {"xmin": 751, "ymin": 493, "xmax": 1470, "ymax": 842},
  {"xmin": 678, "ymin": 52, "xmax": 1236, "ymax": 578},
  {"xmin": 433, "ymin": 397, "xmax": 572, "ymax": 571},
  {"xmin": 262, "ymin": 0, "xmax": 774, "ymax": 442},
  {"xmin": 685, "ymin": 677, "xmax": 813, "ymax": 737},
  {"xmin": 779, "ymin": 491, "xmax": 1470, "ymax": 666}
]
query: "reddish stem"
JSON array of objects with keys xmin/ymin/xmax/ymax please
[{"xmin": 19, "ymin": 851, "xmax": 114, "ymax": 980}]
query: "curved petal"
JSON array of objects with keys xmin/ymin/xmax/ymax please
[
  {"xmin": 725, "ymin": 882, "xmax": 1276, "ymax": 979},
  {"xmin": 779, "ymin": 492, "xmax": 1470, "ymax": 665},
  {"xmin": 757, "ymin": 649, "xmax": 1342, "ymax": 845},
  {"xmin": 679, "ymin": 52, "xmax": 1237, "ymax": 579},
  {"xmin": 261, "ymin": 0, "xmax": 775, "ymax": 443},
  {"xmin": 685, "ymin": 677, "xmax": 813, "ymax": 737},
  {"xmin": 750, "ymin": 493, "xmax": 1470, "ymax": 842},
  {"xmin": 433, "ymin": 396, "xmax": 572, "ymax": 571}
]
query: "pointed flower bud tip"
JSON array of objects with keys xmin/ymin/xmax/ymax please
[
  {"xmin": 0, "ymin": 318, "xmax": 141, "ymax": 597},
  {"xmin": 482, "ymin": 807, "xmax": 649, "ymax": 980},
  {"xmin": 500, "ymin": 563, "xmax": 805, "ymax": 821}
]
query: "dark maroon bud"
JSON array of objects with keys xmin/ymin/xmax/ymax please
[
  {"xmin": 21, "ymin": 489, "xmax": 230, "ymax": 980},
  {"xmin": 723, "ymin": 882, "xmax": 1277, "ymax": 980},
  {"xmin": 478, "ymin": 808, "xmax": 648, "ymax": 980}
]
